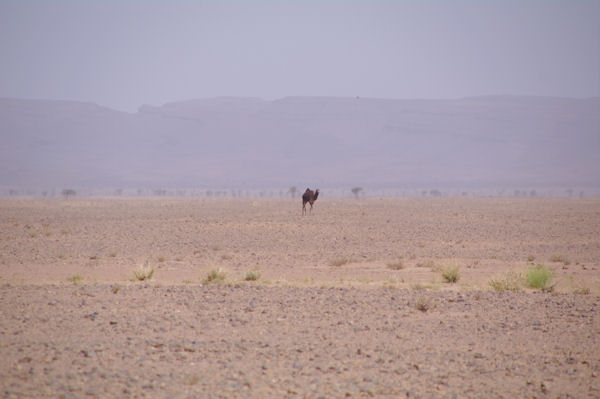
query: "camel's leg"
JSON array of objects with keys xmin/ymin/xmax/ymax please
[{"xmin": 302, "ymin": 201, "xmax": 307, "ymax": 215}]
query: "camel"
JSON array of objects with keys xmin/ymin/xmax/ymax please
[{"xmin": 302, "ymin": 188, "xmax": 320, "ymax": 215}]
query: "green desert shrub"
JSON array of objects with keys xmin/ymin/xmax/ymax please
[{"xmin": 525, "ymin": 265, "xmax": 553, "ymax": 290}]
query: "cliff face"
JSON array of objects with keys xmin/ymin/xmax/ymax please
[{"xmin": 1, "ymin": 96, "xmax": 598, "ymax": 190}]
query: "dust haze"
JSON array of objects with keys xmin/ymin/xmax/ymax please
[
  {"xmin": 1, "ymin": 96, "xmax": 599, "ymax": 196},
  {"xmin": 0, "ymin": 1, "xmax": 599, "ymax": 195}
]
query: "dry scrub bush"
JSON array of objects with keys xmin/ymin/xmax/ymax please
[
  {"xmin": 67, "ymin": 274, "xmax": 84, "ymax": 285},
  {"xmin": 387, "ymin": 260, "xmax": 404, "ymax": 270},
  {"xmin": 134, "ymin": 265, "xmax": 155, "ymax": 281},
  {"xmin": 416, "ymin": 259, "xmax": 435, "ymax": 268},
  {"xmin": 244, "ymin": 270, "xmax": 261, "ymax": 281},
  {"xmin": 411, "ymin": 283, "xmax": 440, "ymax": 291},
  {"xmin": 415, "ymin": 296, "xmax": 431, "ymax": 312},
  {"xmin": 573, "ymin": 287, "xmax": 590, "ymax": 295},
  {"xmin": 488, "ymin": 272, "xmax": 523, "ymax": 292},
  {"xmin": 203, "ymin": 268, "xmax": 226, "ymax": 285},
  {"xmin": 329, "ymin": 258, "xmax": 350, "ymax": 267},
  {"xmin": 549, "ymin": 254, "xmax": 570, "ymax": 265},
  {"xmin": 441, "ymin": 265, "xmax": 460, "ymax": 283}
]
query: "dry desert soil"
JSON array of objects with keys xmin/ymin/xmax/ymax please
[{"xmin": 1, "ymin": 197, "xmax": 599, "ymax": 398}]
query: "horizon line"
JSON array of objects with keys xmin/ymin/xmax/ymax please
[{"xmin": 2, "ymin": 94, "xmax": 599, "ymax": 114}]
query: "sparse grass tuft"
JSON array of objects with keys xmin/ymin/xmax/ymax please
[
  {"xmin": 133, "ymin": 265, "xmax": 155, "ymax": 281},
  {"xmin": 549, "ymin": 254, "xmax": 570, "ymax": 265},
  {"xmin": 526, "ymin": 255, "xmax": 536, "ymax": 263},
  {"xmin": 440, "ymin": 265, "xmax": 460, "ymax": 283},
  {"xmin": 416, "ymin": 259, "xmax": 435, "ymax": 268},
  {"xmin": 387, "ymin": 260, "xmax": 404, "ymax": 270},
  {"xmin": 302, "ymin": 277, "xmax": 315, "ymax": 285},
  {"xmin": 384, "ymin": 277, "xmax": 398, "ymax": 287},
  {"xmin": 244, "ymin": 270, "xmax": 261, "ymax": 281},
  {"xmin": 329, "ymin": 258, "xmax": 350, "ymax": 267},
  {"xmin": 157, "ymin": 256, "xmax": 166, "ymax": 263},
  {"xmin": 525, "ymin": 265, "xmax": 553, "ymax": 290},
  {"xmin": 488, "ymin": 272, "xmax": 523, "ymax": 292},
  {"xmin": 67, "ymin": 274, "xmax": 84, "ymax": 285},
  {"xmin": 111, "ymin": 284, "xmax": 121, "ymax": 294},
  {"xmin": 203, "ymin": 268, "xmax": 226, "ymax": 285},
  {"xmin": 415, "ymin": 296, "xmax": 431, "ymax": 312},
  {"xmin": 573, "ymin": 287, "xmax": 590, "ymax": 295}
]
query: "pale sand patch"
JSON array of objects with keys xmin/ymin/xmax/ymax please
[{"xmin": 1, "ymin": 197, "xmax": 598, "ymax": 292}]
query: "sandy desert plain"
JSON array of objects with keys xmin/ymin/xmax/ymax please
[{"xmin": 1, "ymin": 196, "xmax": 599, "ymax": 398}]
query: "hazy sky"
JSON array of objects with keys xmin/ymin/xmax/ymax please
[{"xmin": 1, "ymin": 0, "xmax": 599, "ymax": 112}]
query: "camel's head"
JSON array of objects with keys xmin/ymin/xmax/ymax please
[{"xmin": 314, "ymin": 189, "xmax": 320, "ymax": 200}]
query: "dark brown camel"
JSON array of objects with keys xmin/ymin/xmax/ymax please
[{"xmin": 302, "ymin": 188, "xmax": 320, "ymax": 215}]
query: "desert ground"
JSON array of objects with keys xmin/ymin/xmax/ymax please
[{"xmin": 1, "ymin": 197, "xmax": 599, "ymax": 398}]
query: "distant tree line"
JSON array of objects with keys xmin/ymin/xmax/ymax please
[
  {"xmin": 0, "ymin": 187, "xmax": 591, "ymax": 198},
  {"xmin": 62, "ymin": 189, "xmax": 76, "ymax": 199}
]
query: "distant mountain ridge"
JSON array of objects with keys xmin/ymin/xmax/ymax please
[{"xmin": 1, "ymin": 96, "xmax": 598, "ymax": 192}]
